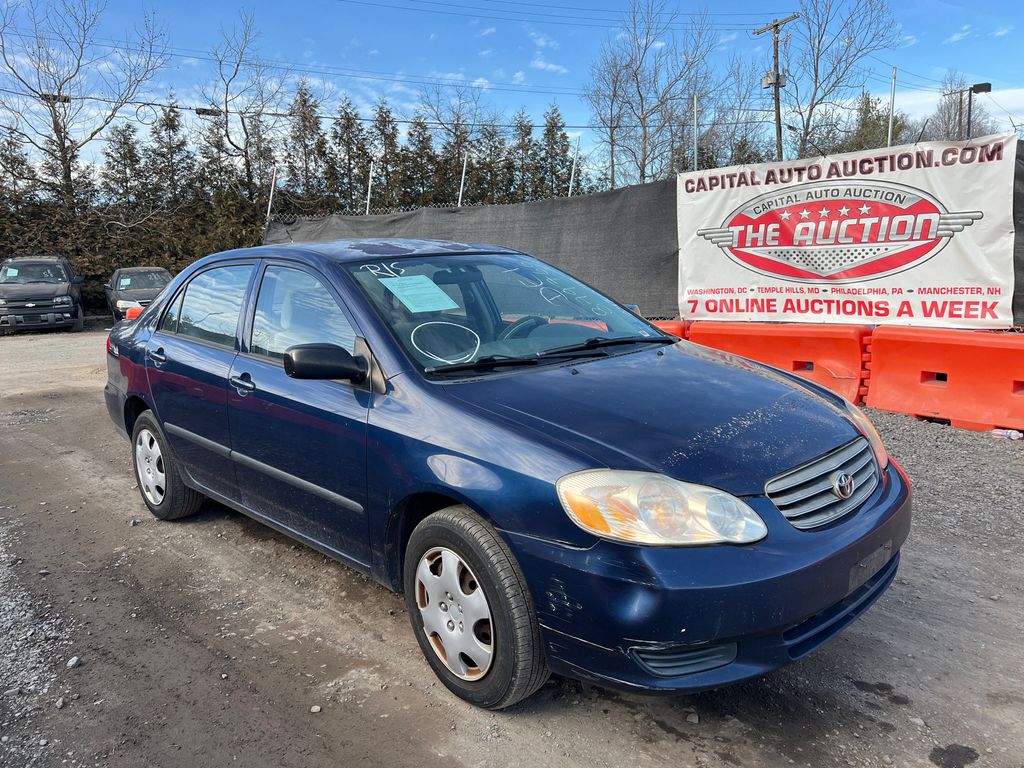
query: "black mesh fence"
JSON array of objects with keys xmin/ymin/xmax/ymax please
[{"xmin": 265, "ymin": 179, "xmax": 681, "ymax": 319}]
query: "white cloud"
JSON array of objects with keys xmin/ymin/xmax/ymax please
[
  {"xmin": 512, "ymin": 70, "xmax": 525, "ymax": 84},
  {"xmin": 478, "ymin": 49, "xmax": 492, "ymax": 57},
  {"xmin": 652, "ymin": 40, "xmax": 667, "ymax": 49},
  {"xmin": 369, "ymin": 49, "xmax": 379, "ymax": 56},
  {"xmin": 429, "ymin": 32, "xmax": 437, "ymax": 41},
  {"xmin": 943, "ymin": 24, "xmax": 972, "ymax": 44},
  {"xmin": 994, "ymin": 26, "xmax": 1013, "ymax": 37},
  {"xmin": 530, "ymin": 55, "xmax": 568, "ymax": 75},
  {"xmin": 715, "ymin": 32, "xmax": 736, "ymax": 49},
  {"xmin": 901, "ymin": 34, "xmax": 917, "ymax": 47},
  {"xmin": 528, "ymin": 30, "xmax": 559, "ymax": 50},
  {"xmin": 472, "ymin": 77, "xmax": 490, "ymax": 90},
  {"xmin": 477, "ymin": 26, "xmax": 496, "ymax": 37}
]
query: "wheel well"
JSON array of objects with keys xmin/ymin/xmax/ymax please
[
  {"xmin": 386, "ymin": 492, "xmax": 464, "ymax": 591},
  {"xmin": 123, "ymin": 396, "xmax": 149, "ymax": 436}
]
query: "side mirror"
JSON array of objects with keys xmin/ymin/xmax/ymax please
[
  {"xmin": 103, "ymin": 283, "xmax": 111, "ymax": 290},
  {"xmin": 284, "ymin": 343, "xmax": 367, "ymax": 383},
  {"xmin": 623, "ymin": 303, "xmax": 642, "ymax": 316},
  {"xmin": 71, "ymin": 275, "xmax": 85, "ymax": 285}
]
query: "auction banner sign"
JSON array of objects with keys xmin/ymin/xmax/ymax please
[{"xmin": 677, "ymin": 133, "xmax": 1018, "ymax": 328}]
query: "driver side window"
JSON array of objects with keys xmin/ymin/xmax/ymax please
[{"xmin": 250, "ymin": 266, "xmax": 356, "ymax": 360}]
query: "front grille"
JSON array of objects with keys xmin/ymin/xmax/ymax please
[
  {"xmin": 765, "ymin": 437, "xmax": 879, "ymax": 529},
  {"xmin": 6, "ymin": 297, "xmax": 56, "ymax": 310}
]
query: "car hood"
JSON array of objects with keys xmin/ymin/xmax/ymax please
[
  {"xmin": 445, "ymin": 342, "xmax": 859, "ymax": 496},
  {"xmin": 110, "ymin": 287, "xmax": 164, "ymax": 302},
  {"xmin": 0, "ymin": 281, "xmax": 70, "ymax": 299}
]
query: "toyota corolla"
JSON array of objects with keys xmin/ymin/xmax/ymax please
[{"xmin": 104, "ymin": 239, "xmax": 911, "ymax": 709}]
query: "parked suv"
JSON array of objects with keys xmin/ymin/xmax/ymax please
[
  {"xmin": 104, "ymin": 239, "xmax": 911, "ymax": 709},
  {"xmin": 0, "ymin": 255, "xmax": 85, "ymax": 333}
]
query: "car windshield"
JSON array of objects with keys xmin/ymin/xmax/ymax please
[
  {"xmin": 116, "ymin": 270, "xmax": 170, "ymax": 290},
  {"xmin": 345, "ymin": 253, "xmax": 664, "ymax": 375},
  {"xmin": 0, "ymin": 262, "xmax": 68, "ymax": 284}
]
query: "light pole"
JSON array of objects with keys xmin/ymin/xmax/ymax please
[{"xmin": 966, "ymin": 82, "xmax": 991, "ymax": 139}]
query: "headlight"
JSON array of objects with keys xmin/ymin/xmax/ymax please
[
  {"xmin": 0, "ymin": 298, "xmax": 6, "ymax": 306},
  {"xmin": 843, "ymin": 401, "xmax": 889, "ymax": 469},
  {"xmin": 54, "ymin": 295, "xmax": 72, "ymax": 305},
  {"xmin": 116, "ymin": 299, "xmax": 142, "ymax": 310},
  {"xmin": 557, "ymin": 469, "xmax": 767, "ymax": 546}
]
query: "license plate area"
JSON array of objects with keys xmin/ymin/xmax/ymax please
[{"xmin": 848, "ymin": 540, "xmax": 893, "ymax": 594}]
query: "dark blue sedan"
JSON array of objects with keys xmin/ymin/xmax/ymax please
[{"xmin": 104, "ymin": 239, "xmax": 912, "ymax": 709}]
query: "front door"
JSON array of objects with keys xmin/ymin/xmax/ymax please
[
  {"xmin": 227, "ymin": 263, "xmax": 371, "ymax": 567},
  {"xmin": 145, "ymin": 262, "xmax": 255, "ymax": 499}
]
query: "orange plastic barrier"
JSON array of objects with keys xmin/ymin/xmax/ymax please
[
  {"xmin": 687, "ymin": 322, "xmax": 872, "ymax": 403},
  {"xmin": 652, "ymin": 320, "xmax": 687, "ymax": 339},
  {"xmin": 124, "ymin": 306, "xmax": 143, "ymax": 320},
  {"xmin": 864, "ymin": 328, "xmax": 1024, "ymax": 431}
]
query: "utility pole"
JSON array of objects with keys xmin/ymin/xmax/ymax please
[
  {"xmin": 692, "ymin": 93, "xmax": 698, "ymax": 171},
  {"xmin": 457, "ymin": 150, "xmax": 468, "ymax": 207},
  {"xmin": 568, "ymin": 135, "xmax": 581, "ymax": 197},
  {"xmin": 365, "ymin": 159, "xmax": 374, "ymax": 215},
  {"xmin": 754, "ymin": 13, "xmax": 799, "ymax": 162},
  {"xmin": 887, "ymin": 67, "xmax": 897, "ymax": 147}
]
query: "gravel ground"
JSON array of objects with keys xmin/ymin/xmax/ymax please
[{"xmin": 0, "ymin": 324, "xmax": 1022, "ymax": 768}]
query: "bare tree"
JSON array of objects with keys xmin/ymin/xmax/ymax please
[
  {"xmin": 201, "ymin": 12, "xmax": 289, "ymax": 201},
  {"xmin": 0, "ymin": 0, "xmax": 167, "ymax": 209},
  {"xmin": 918, "ymin": 70, "xmax": 1000, "ymax": 142},
  {"xmin": 584, "ymin": 42, "xmax": 628, "ymax": 188},
  {"xmin": 584, "ymin": 0, "xmax": 714, "ymax": 186},
  {"xmin": 782, "ymin": 0, "xmax": 898, "ymax": 158}
]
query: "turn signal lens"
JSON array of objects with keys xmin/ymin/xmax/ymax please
[{"xmin": 557, "ymin": 470, "xmax": 767, "ymax": 546}]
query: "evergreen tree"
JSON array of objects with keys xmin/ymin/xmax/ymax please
[
  {"xmin": 368, "ymin": 99, "xmax": 401, "ymax": 210},
  {"xmin": 144, "ymin": 98, "xmax": 195, "ymax": 206},
  {"xmin": 283, "ymin": 80, "xmax": 329, "ymax": 200},
  {"xmin": 328, "ymin": 97, "xmax": 370, "ymax": 212},
  {"xmin": 473, "ymin": 124, "xmax": 510, "ymax": 205},
  {"xmin": 399, "ymin": 112, "xmax": 437, "ymax": 207},
  {"xmin": 540, "ymin": 104, "xmax": 572, "ymax": 198},
  {"xmin": 100, "ymin": 124, "xmax": 143, "ymax": 206},
  {"xmin": 508, "ymin": 110, "xmax": 541, "ymax": 203}
]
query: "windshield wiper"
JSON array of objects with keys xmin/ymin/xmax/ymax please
[
  {"xmin": 537, "ymin": 334, "xmax": 678, "ymax": 358},
  {"xmin": 425, "ymin": 355, "xmax": 543, "ymax": 375}
]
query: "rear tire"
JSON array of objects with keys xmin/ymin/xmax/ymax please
[
  {"xmin": 404, "ymin": 505, "xmax": 548, "ymax": 709},
  {"xmin": 130, "ymin": 411, "xmax": 204, "ymax": 521}
]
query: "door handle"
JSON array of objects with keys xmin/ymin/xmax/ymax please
[
  {"xmin": 229, "ymin": 373, "xmax": 256, "ymax": 394},
  {"xmin": 148, "ymin": 347, "xmax": 166, "ymax": 364}
]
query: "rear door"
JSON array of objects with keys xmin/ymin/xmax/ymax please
[
  {"xmin": 145, "ymin": 261, "xmax": 256, "ymax": 500},
  {"xmin": 227, "ymin": 262, "xmax": 371, "ymax": 567}
]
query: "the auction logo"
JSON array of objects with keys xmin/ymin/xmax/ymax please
[{"xmin": 696, "ymin": 180, "xmax": 982, "ymax": 283}]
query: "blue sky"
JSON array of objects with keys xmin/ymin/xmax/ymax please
[{"xmin": 101, "ymin": 0, "xmax": 1024, "ymax": 146}]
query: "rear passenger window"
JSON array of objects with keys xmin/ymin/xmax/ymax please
[
  {"xmin": 250, "ymin": 266, "xmax": 356, "ymax": 359},
  {"xmin": 176, "ymin": 265, "xmax": 254, "ymax": 348}
]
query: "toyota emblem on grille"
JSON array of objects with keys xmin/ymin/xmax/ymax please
[{"xmin": 831, "ymin": 472, "xmax": 856, "ymax": 500}]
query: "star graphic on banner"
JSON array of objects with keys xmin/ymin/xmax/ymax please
[
  {"xmin": 779, "ymin": 210, "xmax": 792, "ymax": 221},
  {"xmin": 799, "ymin": 208, "xmax": 811, "ymax": 219},
  {"xmin": 858, "ymin": 204, "xmax": 871, "ymax": 215},
  {"xmin": 837, "ymin": 205, "xmax": 851, "ymax": 216},
  {"xmin": 818, "ymin": 207, "xmax": 831, "ymax": 218}
]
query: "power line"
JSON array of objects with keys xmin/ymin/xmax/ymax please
[
  {"xmin": 0, "ymin": 86, "xmax": 776, "ymax": 131},
  {"xmin": 478, "ymin": 0, "xmax": 793, "ymax": 17},
  {"xmin": 336, "ymin": 0, "xmax": 758, "ymax": 30}
]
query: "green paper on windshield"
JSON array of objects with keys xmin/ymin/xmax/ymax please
[{"xmin": 380, "ymin": 275, "xmax": 459, "ymax": 313}]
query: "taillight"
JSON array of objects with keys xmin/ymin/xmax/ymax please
[{"xmin": 106, "ymin": 336, "xmax": 118, "ymax": 357}]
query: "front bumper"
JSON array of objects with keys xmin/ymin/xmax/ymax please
[
  {"xmin": 0, "ymin": 309, "xmax": 76, "ymax": 330},
  {"xmin": 504, "ymin": 460, "xmax": 912, "ymax": 693}
]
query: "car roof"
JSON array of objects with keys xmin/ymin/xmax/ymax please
[
  {"xmin": 116, "ymin": 266, "xmax": 170, "ymax": 273},
  {"xmin": 219, "ymin": 238, "xmax": 525, "ymax": 265},
  {"xmin": 4, "ymin": 255, "xmax": 71, "ymax": 263}
]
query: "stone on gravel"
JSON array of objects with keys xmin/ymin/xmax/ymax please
[
  {"xmin": 55, "ymin": 697, "xmax": 64, "ymax": 709},
  {"xmin": 310, "ymin": 705, "xmax": 322, "ymax": 713},
  {"xmin": 65, "ymin": 656, "xmax": 80, "ymax": 669},
  {"xmin": 686, "ymin": 713, "xmax": 700, "ymax": 724}
]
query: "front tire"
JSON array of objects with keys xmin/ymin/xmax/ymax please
[
  {"xmin": 404, "ymin": 506, "xmax": 548, "ymax": 709},
  {"xmin": 71, "ymin": 306, "xmax": 84, "ymax": 332},
  {"xmin": 131, "ymin": 411, "xmax": 204, "ymax": 521}
]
